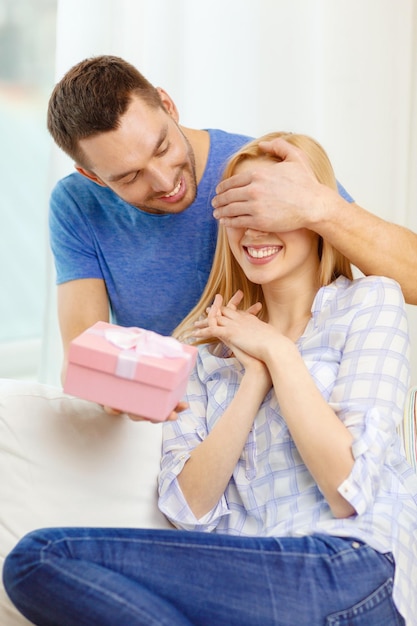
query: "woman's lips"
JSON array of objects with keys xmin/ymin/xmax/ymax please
[{"xmin": 244, "ymin": 245, "xmax": 282, "ymax": 264}]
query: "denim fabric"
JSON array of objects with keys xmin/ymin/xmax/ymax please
[{"xmin": 3, "ymin": 528, "xmax": 405, "ymax": 626}]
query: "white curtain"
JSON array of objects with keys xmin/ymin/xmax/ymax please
[{"xmin": 40, "ymin": 0, "xmax": 417, "ymax": 385}]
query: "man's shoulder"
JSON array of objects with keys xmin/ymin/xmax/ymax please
[
  {"xmin": 50, "ymin": 171, "xmax": 118, "ymax": 213},
  {"xmin": 52, "ymin": 171, "xmax": 107, "ymax": 197},
  {"xmin": 201, "ymin": 129, "xmax": 253, "ymax": 182},
  {"xmin": 207, "ymin": 128, "xmax": 253, "ymax": 152}
]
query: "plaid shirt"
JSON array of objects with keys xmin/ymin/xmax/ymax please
[{"xmin": 159, "ymin": 275, "xmax": 417, "ymax": 625}]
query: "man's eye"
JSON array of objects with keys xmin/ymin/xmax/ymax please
[
  {"xmin": 124, "ymin": 172, "xmax": 140, "ymax": 185},
  {"xmin": 157, "ymin": 143, "xmax": 169, "ymax": 157}
]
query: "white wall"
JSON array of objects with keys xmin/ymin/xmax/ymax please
[{"xmin": 41, "ymin": 0, "xmax": 417, "ymax": 384}]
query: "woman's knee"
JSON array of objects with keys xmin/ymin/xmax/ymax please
[{"xmin": 3, "ymin": 527, "xmax": 61, "ymax": 594}]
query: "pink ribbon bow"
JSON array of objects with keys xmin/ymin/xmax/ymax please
[{"xmin": 104, "ymin": 328, "xmax": 190, "ymax": 379}]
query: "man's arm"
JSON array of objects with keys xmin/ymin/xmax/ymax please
[
  {"xmin": 307, "ymin": 195, "xmax": 417, "ymax": 305},
  {"xmin": 58, "ymin": 278, "xmax": 183, "ymax": 422},
  {"xmin": 57, "ymin": 278, "xmax": 109, "ymax": 384},
  {"xmin": 212, "ymin": 138, "xmax": 417, "ymax": 304}
]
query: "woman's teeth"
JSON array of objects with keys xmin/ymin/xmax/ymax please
[{"xmin": 247, "ymin": 246, "xmax": 280, "ymax": 259}]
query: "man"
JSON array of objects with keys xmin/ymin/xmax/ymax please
[
  {"xmin": 48, "ymin": 55, "xmax": 417, "ymax": 383},
  {"xmin": 49, "ymin": 55, "xmax": 252, "ymax": 381}
]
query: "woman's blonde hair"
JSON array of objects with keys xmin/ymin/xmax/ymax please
[{"xmin": 173, "ymin": 131, "xmax": 352, "ymax": 343}]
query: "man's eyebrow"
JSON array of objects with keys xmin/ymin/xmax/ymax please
[{"xmin": 107, "ymin": 124, "xmax": 169, "ymax": 183}]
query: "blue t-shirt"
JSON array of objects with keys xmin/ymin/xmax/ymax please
[
  {"xmin": 49, "ymin": 129, "xmax": 252, "ymax": 335},
  {"xmin": 49, "ymin": 128, "xmax": 353, "ymax": 336}
]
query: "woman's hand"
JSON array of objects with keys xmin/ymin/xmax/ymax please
[
  {"xmin": 195, "ymin": 292, "xmax": 276, "ymax": 362},
  {"xmin": 194, "ymin": 290, "xmax": 262, "ymax": 333},
  {"xmin": 195, "ymin": 291, "xmax": 272, "ymax": 392},
  {"xmin": 176, "ymin": 293, "xmax": 273, "ymax": 518}
]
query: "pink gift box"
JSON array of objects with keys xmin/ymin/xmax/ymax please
[{"xmin": 64, "ymin": 321, "xmax": 197, "ymax": 421}]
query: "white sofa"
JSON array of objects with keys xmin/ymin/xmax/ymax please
[
  {"xmin": 0, "ymin": 378, "xmax": 171, "ymax": 625},
  {"xmin": 0, "ymin": 378, "xmax": 416, "ymax": 625}
]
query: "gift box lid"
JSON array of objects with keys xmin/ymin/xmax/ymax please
[{"xmin": 67, "ymin": 321, "xmax": 197, "ymax": 389}]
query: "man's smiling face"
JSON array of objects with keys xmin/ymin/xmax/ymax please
[{"xmin": 75, "ymin": 93, "xmax": 197, "ymax": 214}]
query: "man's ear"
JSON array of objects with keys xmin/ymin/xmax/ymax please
[
  {"xmin": 74, "ymin": 165, "xmax": 107, "ymax": 187},
  {"xmin": 156, "ymin": 87, "xmax": 179, "ymax": 122}
]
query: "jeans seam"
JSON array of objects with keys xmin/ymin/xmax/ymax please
[
  {"xmin": 39, "ymin": 551, "xmax": 179, "ymax": 626},
  {"xmin": 40, "ymin": 535, "xmax": 372, "ymax": 569}
]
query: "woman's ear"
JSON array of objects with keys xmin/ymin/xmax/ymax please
[{"xmin": 156, "ymin": 87, "xmax": 179, "ymax": 122}]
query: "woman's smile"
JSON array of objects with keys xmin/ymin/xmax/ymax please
[{"xmin": 244, "ymin": 245, "xmax": 283, "ymax": 264}]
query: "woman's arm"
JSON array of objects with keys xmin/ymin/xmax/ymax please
[
  {"xmin": 160, "ymin": 295, "xmax": 271, "ymax": 523},
  {"xmin": 177, "ymin": 361, "xmax": 269, "ymax": 519},
  {"xmin": 198, "ymin": 307, "xmax": 356, "ymax": 518},
  {"xmin": 196, "ymin": 279, "xmax": 410, "ymax": 519},
  {"xmin": 263, "ymin": 337, "xmax": 356, "ymax": 518}
]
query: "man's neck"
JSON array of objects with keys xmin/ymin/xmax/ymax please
[{"xmin": 180, "ymin": 126, "xmax": 210, "ymax": 184}]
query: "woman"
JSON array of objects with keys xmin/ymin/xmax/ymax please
[{"xmin": 4, "ymin": 133, "xmax": 417, "ymax": 625}]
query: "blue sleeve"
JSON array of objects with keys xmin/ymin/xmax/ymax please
[
  {"xmin": 49, "ymin": 178, "xmax": 103, "ymax": 284},
  {"xmin": 336, "ymin": 180, "xmax": 354, "ymax": 202}
]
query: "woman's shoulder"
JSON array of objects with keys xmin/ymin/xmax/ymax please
[
  {"xmin": 342, "ymin": 274, "xmax": 404, "ymax": 304},
  {"xmin": 312, "ymin": 275, "xmax": 405, "ymax": 321}
]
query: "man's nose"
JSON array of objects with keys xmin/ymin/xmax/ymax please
[{"xmin": 146, "ymin": 163, "xmax": 175, "ymax": 194}]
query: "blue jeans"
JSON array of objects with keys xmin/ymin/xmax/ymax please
[{"xmin": 3, "ymin": 528, "xmax": 404, "ymax": 626}]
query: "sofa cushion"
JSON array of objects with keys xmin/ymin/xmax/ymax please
[{"xmin": 0, "ymin": 378, "xmax": 170, "ymax": 625}]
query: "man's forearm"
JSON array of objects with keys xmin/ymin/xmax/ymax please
[{"xmin": 310, "ymin": 197, "xmax": 417, "ymax": 304}]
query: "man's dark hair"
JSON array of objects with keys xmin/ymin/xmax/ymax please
[{"xmin": 47, "ymin": 55, "xmax": 163, "ymax": 165}]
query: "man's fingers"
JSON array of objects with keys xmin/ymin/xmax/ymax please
[
  {"xmin": 165, "ymin": 401, "xmax": 188, "ymax": 422},
  {"xmin": 213, "ymin": 171, "xmax": 252, "ymax": 200},
  {"xmin": 258, "ymin": 138, "xmax": 312, "ymax": 171},
  {"xmin": 216, "ymin": 215, "xmax": 254, "ymax": 228},
  {"xmin": 103, "ymin": 405, "xmax": 123, "ymax": 416},
  {"xmin": 258, "ymin": 137, "xmax": 296, "ymax": 160}
]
